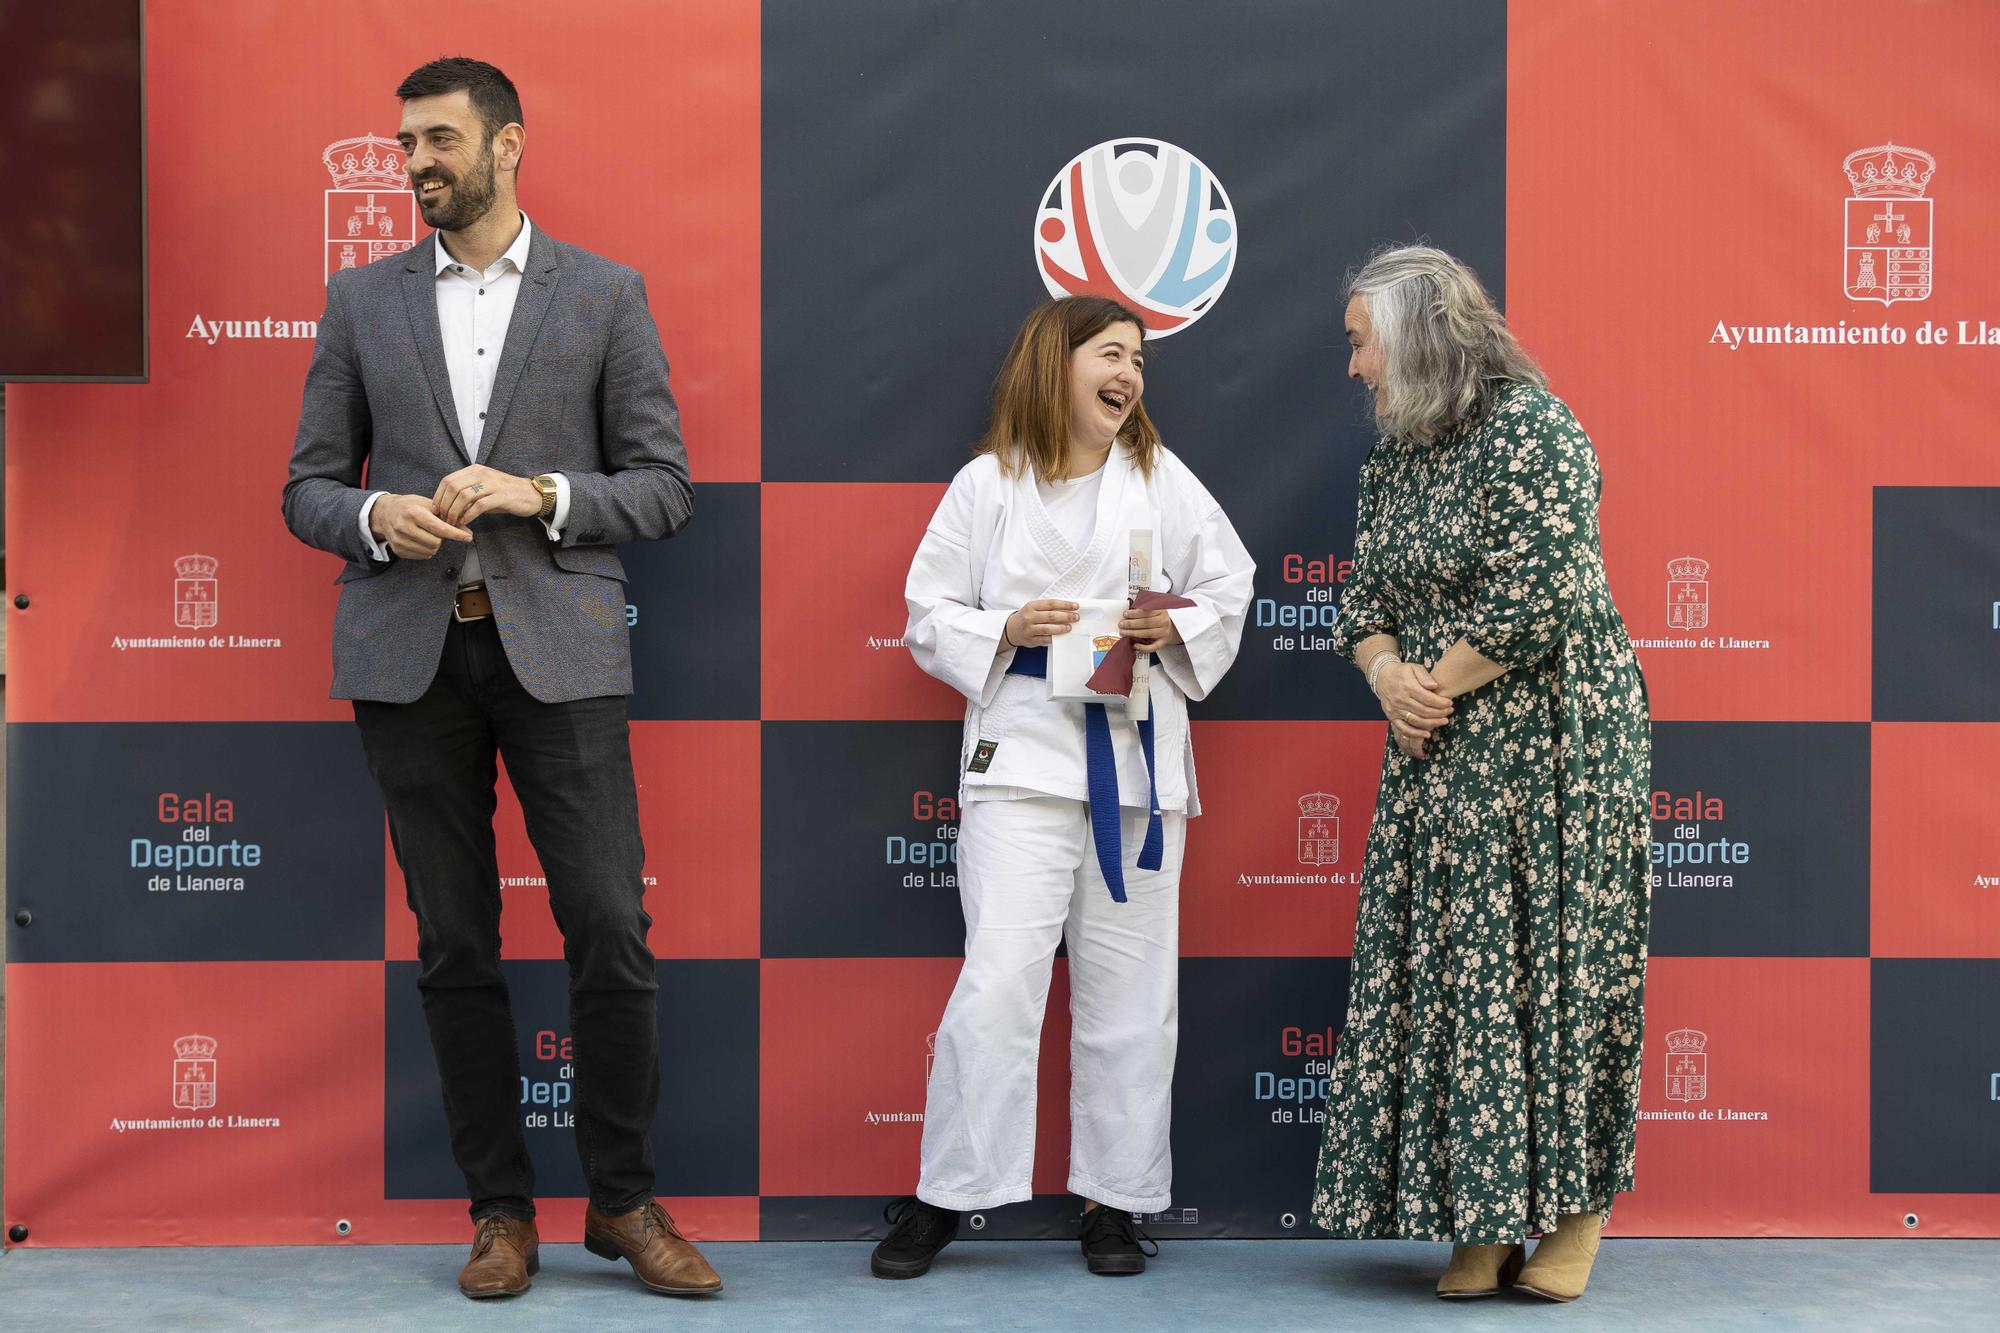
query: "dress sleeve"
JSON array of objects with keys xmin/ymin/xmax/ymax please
[
  {"xmin": 1331, "ymin": 450, "xmax": 1398, "ymax": 663},
  {"xmin": 1462, "ymin": 391, "xmax": 1599, "ymax": 669},
  {"xmin": 903, "ymin": 470, "xmax": 1016, "ymax": 706}
]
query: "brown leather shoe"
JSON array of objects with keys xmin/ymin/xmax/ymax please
[
  {"xmin": 583, "ymin": 1200, "xmax": 723, "ymax": 1295},
  {"xmin": 458, "ymin": 1213, "xmax": 539, "ymax": 1299}
]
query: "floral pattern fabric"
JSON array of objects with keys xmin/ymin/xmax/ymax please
[{"xmin": 1311, "ymin": 385, "xmax": 1652, "ymax": 1243}]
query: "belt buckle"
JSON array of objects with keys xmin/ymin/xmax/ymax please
[{"xmin": 452, "ymin": 584, "xmax": 491, "ymax": 624}]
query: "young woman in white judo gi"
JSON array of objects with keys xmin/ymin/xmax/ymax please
[{"xmin": 872, "ymin": 296, "xmax": 1254, "ymax": 1278}]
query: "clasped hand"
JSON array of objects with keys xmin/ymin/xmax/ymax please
[
  {"xmin": 369, "ymin": 465, "xmax": 541, "ymax": 560},
  {"xmin": 1004, "ymin": 600, "xmax": 1184, "ymax": 651},
  {"xmin": 1376, "ymin": 660, "xmax": 1453, "ymax": 759}
]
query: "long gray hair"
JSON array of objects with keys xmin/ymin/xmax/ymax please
[{"xmin": 1345, "ymin": 244, "xmax": 1546, "ymax": 441}]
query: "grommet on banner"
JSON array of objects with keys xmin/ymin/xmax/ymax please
[
  {"xmin": 1903, "ymin": 1213, "xmax": 1920, "ymax": 1230},
  {"xmin": 7, "ymin": 1224, "xmax": 26, "ymax": 1243},
  {"xmin": 12, "ymin": 911, "xmax": 29, "ymax": 928},
  {"xmin": 1280, "ymin": 1212, "xmax": 1297, "ymax": 1230},
  {"xmin": 12, "ymin": 594, "xmax": 27, "ymax": 609},
  {"xmin": 335, "ymin": 1219, "xmax": 352, "ymax": 1237},
  {"xmin": 968, "ymin": 1213, "xmax": 987, "ymax": 1231}
]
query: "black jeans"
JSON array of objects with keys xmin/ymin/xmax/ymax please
[{"xmin": 354, "ymin": 616, "xmax": 658, "ymax": 1220}]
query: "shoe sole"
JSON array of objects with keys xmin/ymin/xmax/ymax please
[
  {"xmin": 1436, "ymin": 1288, "xmax": 1504, "ymax": 1299},
  {"xmin": 871, "ymin": 1237, "xmax": 952, "ymax": 1280},
  {"xmin": 1514, "ymin": 1281, "xmax": 1579, "ymax": 1303},
  {"xmin": 1085, "ymin": 1257, "xmax": 1146, "ymax": 1276},
  {"xmin": 871, "ymin": 1256, "xmax": 934, "ymax": 1279},
  {"xmin": 583, "ymin": 1234, "xmax": 722, "ymax": 1295},
  {"xmin": 634, "ymin": 1277, "xmax": 723, "ymax": 1296}
]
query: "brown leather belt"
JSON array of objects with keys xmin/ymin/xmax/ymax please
[{"xmin": 453, "ymin": 583, "xmax": 494, "ymax": 623}]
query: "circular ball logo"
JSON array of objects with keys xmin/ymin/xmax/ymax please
[{"xmin": 1035, "ymin": 138, "xmax": 1238, "ymax": 337}]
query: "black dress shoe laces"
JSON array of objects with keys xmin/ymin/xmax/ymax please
[
  {"xmin": 1080, "ymin": 1206, "xmax": 1159, "ymax": 1257},
  {"xmin": 882, "ymin": 1195, "xmax": 955, "ymax": 1246}
]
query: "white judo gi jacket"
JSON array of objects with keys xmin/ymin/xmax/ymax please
[{"xmin": 904, "ymin": 444, "xmax": 1256, "ymax": 813}]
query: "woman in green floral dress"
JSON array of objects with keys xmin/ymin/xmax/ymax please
[{"xmin": 1310, "ymin": 246, "xmax": 1651, "ymax": 1303}]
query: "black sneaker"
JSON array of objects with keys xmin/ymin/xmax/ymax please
[
  {"xmin": 1079, "ymin": 1205, "xmax": 1158, "ymax": 1276},
  {"xmin": 870, "ymin": 1195, "xmax": 961, "ymax": 1279}
]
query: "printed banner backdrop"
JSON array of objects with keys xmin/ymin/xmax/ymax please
[{"xmin": 4, "ymin": 0, "xmax": 1997, "ymax": 1247}]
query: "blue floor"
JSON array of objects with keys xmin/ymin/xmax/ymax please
[{"xmin": 1, "ymin": 1239, "xmax": 1994, "ymax": 1331}]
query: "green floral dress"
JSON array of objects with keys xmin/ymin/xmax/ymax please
[{"xmin": 1311, "ymin": 384, "xmax": 1652, "ymax": 1243}]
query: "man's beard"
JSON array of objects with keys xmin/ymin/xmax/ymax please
[{"xmin": 414, "ymin": 142, "xmax": 498, "ymax": 232}]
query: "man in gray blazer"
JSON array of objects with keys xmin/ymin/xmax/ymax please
[{"xmin": 283, "ymin": 58, "xmax": 718, "ymax": 1301}]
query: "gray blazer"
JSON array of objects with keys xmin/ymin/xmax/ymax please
[{"xmin": 283, "ymin": 226, "xmax": 692, "ymax": 703}]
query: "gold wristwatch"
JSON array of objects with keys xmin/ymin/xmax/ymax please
[{"xmin": 531, "ymin": 474, "xmax": 559, "ymax": 522}]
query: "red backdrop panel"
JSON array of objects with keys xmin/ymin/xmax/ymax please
[
  {"xmin": 383, "ymin": 720, "xmax": 759, "ymax": 961},
  {"xmin": 3, "ymin": 0, "xmax": 759, "ymax": 723},
  {"xmin": 2, "ymin": 962, "xmax": 385, "ymax": 1245},
  {"xmin": 1615, "ymin": 957, "xmax": 1875, "ymax": 1235},
  {"xmin": 1871, "ymin": 723, "xmax": 2000, "ymax": 958},
  {"xmin": 1180, "ymin": 721, "xmax": 1380, "ymax": 957},
  {"xmin": 1510, "ymin": 0, "xmax": 2000, "ymax": 724},
  {"xmin": 759, "ymin": 957, "xmax": 1075, "ymax": 1199},
  {"xmin": 759, "ymin": 483, "xmax": 963, "ymax": 721}
]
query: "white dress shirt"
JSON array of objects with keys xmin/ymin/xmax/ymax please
[{"xmin": 358, "ymin": 213, "xmax": 569, "ymax": 583}]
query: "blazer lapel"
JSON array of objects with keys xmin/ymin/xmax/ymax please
[
  {"xmin": 477, "ymin": 226, "xmax": 561, "ymax": 465},
  {"xmin": 400, "ymin": 235, "xmax": 467, "ymax": 459}
]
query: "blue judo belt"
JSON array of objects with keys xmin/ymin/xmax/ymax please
[{"xmin": 1006, "ymin": 645, "xmax": 1163, "ymax": 903}]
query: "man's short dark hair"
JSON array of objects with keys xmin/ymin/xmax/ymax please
[{"xmin": 395, "ymin": 57, "xmax": 523, "ymax": 142}]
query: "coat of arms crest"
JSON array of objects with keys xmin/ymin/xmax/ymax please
[
  {"xmin": 324, "ymin": 134, "xmax": 418, "ymax": 282},
  {"xmin": 1296, "ymin": 792, "xmax": 1340, "ymax": 867},
  {"xmin": 1666, "ymin": 556, "xmax": 1709, "ymax": 632},
  {"xmin": 1844, "ymin": 143, "xmax": 1934, "ymax": 306},
  {"xmin": 174, "ymin": 554, "xmax": 219, "ymax": 630},
  {"xmin": 1664, "ymin": 1027, "xmax": 1708, "ymax": 1104},
  {"xmin": 172, "ymin": 1034, "xmax": 219, "ymax": 1111}
]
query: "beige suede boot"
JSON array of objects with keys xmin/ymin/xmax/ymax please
[
  {"xmin": 1515, "ymin": 1212, "xmax": 1603, "ymax": 1301},
  {"xmin": 1434, "ymin": 1242, "xmax": 1524, "ymax": 1298}
]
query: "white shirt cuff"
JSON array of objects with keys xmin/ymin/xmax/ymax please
[
  {"xmin": 541, "ymin": 473, "xmax": 571, "ymax": 540},
  {"xmin": 358, "ymin": 491, "xmax": 392, "ymax": 562}
]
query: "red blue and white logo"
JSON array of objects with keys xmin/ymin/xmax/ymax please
[{"xmin": 1035, "ymin": 138, "xmax": 1238, "ymax": 337}]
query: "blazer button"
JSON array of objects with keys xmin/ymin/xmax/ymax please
[{"xmin": 443, "ymin": 566, "xmax": 458, "ymax": 579}]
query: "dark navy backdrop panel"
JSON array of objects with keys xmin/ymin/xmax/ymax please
[
  {"xmin": 763, "ymin": 0, "xmax": 1505, "ymax": 721},
  {"xmin": 1869, "ymin": 959, "xmax": 2000, "ymax": 1194},
  {"xmin": 6, "ymin": 723, "xmax": 383, "ymax": 963},
  {"xmin": 1873, "ymin": 487, "xmax": 2000, "ymax": 722},
  {"xmin": 760, "ymin": 722, "xmax": 968, "ymax": 958},
  {"xmin": 384, "ymin": 959, "xmax": 760, "ymax": 1201},
  {"xmin": 623, "ymin": 482, "xmax": 761, "ymax": 721},
  {"xmin": 1646, "ymin": 723, "xmax": 1871, "ymax": 958},
  {"xmin": 1171, "ymin": 957, "xmax": 1351, "ymax": 1236},
  {"xmin": 759, "ymin": 0, "xmax": 1509, "ymax": 484}
]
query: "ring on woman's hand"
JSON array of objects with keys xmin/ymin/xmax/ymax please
[{"xmin": 1403, "ymin": 710, "xmax": 1414, "ymax": 724}]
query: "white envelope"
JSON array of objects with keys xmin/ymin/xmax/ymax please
[{"xmin": 1048, "ymin": 599, "xmax": 1128, "ymax": 702}]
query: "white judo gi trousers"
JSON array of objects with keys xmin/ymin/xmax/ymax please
[{"xmin": 916, "ymin": 794, "xmax": 1185, "ymax": 1213}]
